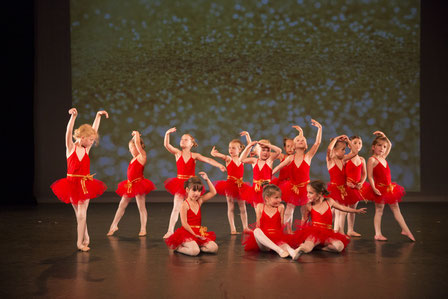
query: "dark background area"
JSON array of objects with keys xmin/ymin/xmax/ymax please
[{"xmin": 4, "ymin": 0, "xmax": 447, "ymax": 205}]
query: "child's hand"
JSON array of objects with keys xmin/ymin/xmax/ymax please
[
  {"xmin": 292, "ymin": 125, "xmax": 303, "ymax": 134},
  {"xmin": 68, "ymin": 108, "xmax": 78, "ymax": 116},
  {"xmin": 97, "ymin": 110, "xmax": 109, "ymax": 118},
  {"xmin": 373, "ymin": 188, "xmax": 381, "ymax": 196},
  {"xmin": 218, "ymin": 165, "xmax": 226, "ymax": 172},
  {"xmin": 356, "ymin": 183, "xmax": 363, "ymax": 189},
  {"xmin": 339, "ymin": 135, "xmax": 349, "ymax": 142},
  {"xmin": 240, "ymin": 131, "xmax": 250, "ymax": 137},
  {"xmin": 166, "ymin": 127, "xmax": 176, "ymax": 134},
  {"xmin": 249, "ymin": 140, "xmax": 258, "ymax": 147},
  {"xmin": 198, "ymin": 171, "xmax": 209, "ymax": 180},
  {"xmin": 347, "ymin": 181, "xmax": 356, "ymax": 188},
  {"xmin": 211, "ymin": 146, "xmax": 219, "ymax": 157},
  {"xmin": 311, "ymin": 119, "xmax": 322, "ymax": 129},
  {"xmin": 373, "ymin": 131, "xmax": 386, "ymax": 137},
  {"xmin": 132, "ymin": 131, "xmax": 141, "ymax": 137},
  {"xmin": 356, "ymin": 208, "xmax": 367, "ymax": 214}
]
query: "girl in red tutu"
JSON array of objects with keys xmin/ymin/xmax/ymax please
[
  {"xmin": 165, "ymin": 173, "xmax": 219, "ymax": 256},
  {"xmin": 326, "ymin": 135, "xmax": 358, "ymax": 234},
  {"xmin": 240, "ymin": 138, "xmax": 282, "ymax": 209},
  {"xmin": 365, "ymin": 131, "xmax": 415, "ymax": 241},
  {"xmin": 271, "ymin": 137, "xmax": 295, "ymax": 187},
  {"xmin": 107, "ymin": 131, "xmax": 156, "ymax": 237},
  {"xmin": 344, "ymin": 136, "xmax": 369, "ymax": 237},
  {"xmin": 273, "ymin": 119, "xmax": 322, "ymax": 232},
  {"xmin": 292, "ymin": 180, "xmax": 366, "ymax": 258},
  {"xmin": 163, "ymin": 127, "xmax": 226, "ymax": 239},
  {"xmin": 211, "ymin": 138, "xmax": 251, "ymax": 234},
  {"xmin": 51, "ymin": 108, "xmax": 108, "ymax": 251},
  {"xmin": 242, "ymin": 184, "xmax": 299, "ymax": 259}
]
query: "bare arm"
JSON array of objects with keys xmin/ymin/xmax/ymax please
[
  {"xmin": 367, "ymin": 157, "xmax": 381, "ymax": 195},
  {"xmin": 132, "ymin": 131, "xmax": 147, "ymax": 164},
  {"xmin": 272, "ymin": 155, "xmax": 293, "ymax": 175},
  {"xmin": 92, "ymin": 110, "xmax": 109, "ymax": 132},
  {"xmin": 239, "ymin": 140, "xmax": 257, "ymax": 164},
  {"xmin": 198, "ymin": 172, "xmax": 217, "ymax": 203},
  {"xmin": 374, "ymin": 131, "xmax": 392, "ymax": 158},
  {"xmin": 305, "ymin": 119, "xmax": 322, "ymax": 160},
  {"xmin": 342, "ymin": 136, "xmax": 359, "ymax": 162},
  {"xmin": 326, "ymin": 137, "xmax": 339, "ymax": 168},
  {"xmin": 240, "ymin": 131, "xmax": 252, "ymax": 145},
  {"xmin": 260, "ymin": 142, "xmax": 282, "ymax": 162},
  {"xmin": 179, "ymin": 202, "xmax": 198, "ymax": 236},
  {"xmin": 211, "ymin": 146, "xmax": 230, "ymax": 163},
  {"xmin": 65, "ymin": 108, "xmax": 77, "ymax": 157},
  {"xmin": 329, "ymin": 198, "xmax": 367, "ymax": 214},
  {"xmin": 164, "ymin": 127, "xmax": 181, "ymax": 155},
  {"xmin": 255, "ymin": 204, "xmax": 263, "ymax": 227},
  {"xmin": 359, "ymin": 157, "xmax": 367, "ymax": 187},
  {"xmin": 194, "ymin": 153, "xmax": 226, "ymax": 172},
  {"xmin": 279, "ymin": 204, "xmax": 285, "ymax": 224}
]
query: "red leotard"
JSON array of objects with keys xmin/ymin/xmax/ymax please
[
  {"xmin": 291, "ymin": 200, "xmax": 349, "ymax": 249},
  {"xmin": 344, "ymin": 159, "xmax": 369, "ymax": 205},
  {"xmin": 164, "ymin": 153, "xmax": 197, "ymax": 197},
  {"xmin": 272, "ymin": 156, "xmax": 292, "ymax": 186},
  {"xmin": 279, "ymin": 159, "xmax": 310, "ymax": 206},
  {"xmin": 242, "ymin": 205, "xmax": 290, "ymax": 251},
  {"xmin": 247, "ymin": 160, "xmax": 272, "ymax": 206},
  {"xmin": 116, "ymin": 159, "xmax": 156, "ymax": 198},
  {"xmin": 327, "ymin": 163, "xmax": 348, "ymax": 205},
  {"xmin": 215, "ymin": 160, "xmax": 250, "ymax": 200},
  {"xmin": 363, "ymin": 157, "xmax": 405, "ymax": 204},
  {"xmin": 165, "ymin": 200, "xmax": 216, "ymax": 249},
  {"xmin": 51, "ymin": 147, "xmax": 107, "ymax": 204}
]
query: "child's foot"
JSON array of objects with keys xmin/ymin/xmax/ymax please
[
  {"xmin": 278, "ymin": 249, "xmax": 289, "ymax": 258},
  {"xmin": 138, "ymin": 231, "xmax": 147, "ymax": 237},
  {"xmin": 291, "ymin": 248, "xmax": 304, "ymax": 261},
  {"xmin": 243, "ymin": 228, "xmax": 252, "ymax": 233},
  {"xmin": 77, "ymin": 245, "xmax": 90, "ymax": 252},
  {"xmin": 230, "ymin": 230, "xmax": 240, "ymax": 235},
  {"xmin": 347, "ymin": 231, "xmax": 361, "ymax": 237},
  {"xmin": 401, "ymin": 231, "xmax": 416, "ymax": 242},
  {"xmin": 107, "ymin": 227, "xmax": 118, "ymax": 236},
  {"xmin": 163, "ymin": 232, "xmax": 173, "ymax": 239},
  {"xmin": 374, "ymin": 235, "xmax": 388, "ymax": 241}
]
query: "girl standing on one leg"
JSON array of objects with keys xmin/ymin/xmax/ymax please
[
  {"xmin": 164, "ymin": 173, "xmax": 219, "ymax": 256},
  {"xmin": 163, "ymin": 127, "xmax": 226, "ymax": 239},
  {"xmin": 365, "ymin": 131, "xmax": 415, "ymax": 241},
  {"xmin": 107, "ymin": 131, "xmax": 156, "ymax": 237},
  {"xmin": 51, "ymin": 108, "xmax": 108, "ymax": 251}
]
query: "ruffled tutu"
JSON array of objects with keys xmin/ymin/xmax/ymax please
[
  {"xmin": 271, "ymin": 177, "xmax": 289, "ymax": 187},
  {"xmin": 215, "ymin": 180, "xmax": 251, "ymax": 201},
  {"xmin": 242, "ymin": 225, "xmax": 292, "ymax": 251},
  {"xmin": 327, "ymin": 183, "xmax": 348, "ymax": 205},
  {"xmin": 362, "ymin": 182, "xmax": 405, "ymax": 204},
  {"xmin": 345, "ymin": 182, "xmax": 370, "ymax": 205},
  {"xmin": 116, "ymin": 178, "xmax": 156, "ymax": 198},
  {"xmin": 51, "ymin": 177, "xmax": 107, "ymax": 205},
  {"xmin": 240, "ymin": 187, "xmax": 264, "ymax": 207},
  {"xmin": 279, "ymin": 180, "xmax": 309, "ymax": 206},
  {"xmin": 164, "ymin": 177, "xmax": 205, "ymax": 197},
  {"xmin": 290, "ymin": 222, "xmax": 350, "ymax": 249},
  {"xmin": 165, "ymin": 226, "xmax": 216, "ymax": 249}
]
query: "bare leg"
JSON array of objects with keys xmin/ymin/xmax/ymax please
[
  {"xmin": 107, "ymin": 196, "xmax": 132, "ymax": 236},
  {"xmin": 200, "ymin": 241, "xmax": 219, "ymax": 254},
  {"xmin": 347, "ymin": 202, "xmax": 361, "ymax": 237},
  {"xmin": 135, "ymin": 195, "xmax": 148, "ymax": 236},
  {"xmin": 389, "ymin": 203, "xmax": 415, "ymax": 241},
  {"xmin": 226, "ymin": 196, "xmax": 237, "ymax": 234},
  {"xmin": 374, "ymin": 203, "xmax": 387, "ymax": 241},
  {"xmin": 284, "ymin": 203, "xmax": 295, "ymax": 234},
  {"xmin": 236, "ymin": 200, "xmax": 249, "ymax": 231},
  {"xmin": 322, "ymin": 240, "xmax": 345, "ymax": 253},
  {"xmin": 72, "ymin": 199, "xmax": 90, "ymax": 251},
  {"xmin": 337, "ymin": 209, "xmax": 347, "ymax": 235},
  {"xmin": 253, "ymin": 228, "xmax": 289, "ymax": 258},
  {"xmin": 164, "ymin": 194, "xmax": 184, "ymax": 239},
  {"xmin": 176, "ymin": 241, "xmax": 200, "ymax": 256}
]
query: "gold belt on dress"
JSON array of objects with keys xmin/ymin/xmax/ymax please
[{"xmin": 67, "ymin": 173, "xmax": 95, "ymax": 194}]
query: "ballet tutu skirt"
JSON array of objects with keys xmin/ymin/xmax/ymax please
[
  {"xmin": 51, "ymin": 176, "xmax": 106, "ymax": 205},
  {"xmin": 116, "ymin": 178, "xmax": 156, "ymax": 197},
  {"xmin": 214, "ymin": 180, "xmax": 251, "ymax": 201},
  {"xmin": 279, "ymin": 180, "xmax": 309, "ymax": 206},
  {"xmin": 164, "ymin": 177, "xmax": 205, "ymax": 197},
  {"xmin": 165, "ymin": 226, "xmax": 216, "ymax": 249},
  {"xmin": 362, "ymin": 182, "xmax": 405, "ymax": 204},
  {"xmin": 239, "ymin": 187, "xmax": 264, "ymax": 206},
  {"xmin": 345, "ymin": 182, "xmax": 370, "ymax": 205},
  {"xmin": 290, "ymin": 222, "xmax": 350, "ymax": 249}
]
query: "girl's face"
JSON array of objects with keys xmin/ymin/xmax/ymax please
[
  {"xmin": 307, "ymin": 185, "xmax": 322, "ymax": 203},
  {"xmin": 260, "ymin": 146, "xmax": 271, "ymax": 160},
  {"xmin": 228, "ymin": 142, "xmax": 241, "ymax": 157},
  {"xmin": 80, "ymin": 135, "xmax": 95, "ymax": 148},
  {"xmin": 351, "ymin": 138, "xmax": 363, "ymax": 152},
  {"xmin": 186, "ymin": 186, "xmax": 202, "ymax": 201},
  {"xmin": 293, "ymin": 136, "xmax": 307, "ymax": 150},
  {"xmin": 180, "ymin": 134, "xmax": 193, "ymax": 149},
  {"xmin": 265, "ymin": 191, "xmax": 282, "ymax": 207},
  {"xmin": 334, "ymin": 143, "xmax": 346, "ymax": 159},
  {"xmin": 372, "ymin": 141, "xmax": 387, "ymax": 156},
  {"xmin": 284, "ymin": 140, "xmax": 295, "ymax": 155},
  {"xmin": 129, "ymin": 142, "xmax": 139, "ymax": 157}
]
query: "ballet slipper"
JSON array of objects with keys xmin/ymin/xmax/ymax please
[
  {"xmin": 374, "ymin": 235, "xmax": 388, "ymax": 241},
  {"xmin": 278, "ymin": 249, "xmax": 289, "ymax": 258},
  {"xmin": 291, "ymin": 248, "xmax": 304, "ymax": 261},
  {"xmin": 347, "ymin": 231, "xmax": 361, "ymax": 237},
  {"xmin": 163, "ymin": 232, "xmax": 173, "ymax": 239},
  {"xmin": 107, "ymin": 227, "xmax": 118, "ymax": 236},
  {"xmin": 78, "ymin": 245, "xmax": 90, "ymax": 252},
  {"xmin": 401, "ymin": 231, "xmax": 415, "ymax": 242},
  {"xmin": 138, "ymin": 231, "xmax": 147, "ymax": 237}
]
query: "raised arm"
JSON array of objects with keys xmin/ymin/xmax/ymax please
[
  {"xmin": 198, "ymin": 172, "xmax": 217, "ymax": 203},
  {"xmin": 239, "ymin": 140, "xmax": 258, "ymax": 164},
  {"xmin": 132, "ymin": 131, "xmax": 147, "ymax": 164},
  {"xmin": 211, "ymin": 146, "xmax": 230, "ymax": 163},
  {"xmin": 193, "ymin": 153, "xmax": 226, "ymax": 172},
  {"xmin": 261, "ymin": 142, "xmax": 282, "ymax": 162},
  {"xmin": 306, "ymin": 119, "xmax": 322, "ymax": 160},
  {"xmin": 326, "ymin": 137, "xmax": 339, "ymax": 166},
  {"xmin": 240, "ymin": 131, "xmax": 252, "ymax": 145},
  {"xmin": 374, "ymin": 131, "xmax": 392, "ymax": 158},
  {"xmin": 342, "ymin": 136, "xmax": 359, "ymax": 162},
  {"xmin": 164, "ymin": 127, "xmax": 181, "ymax": 155},
  {"xmin": 92, "ymin": 110, "xmax": 109, "ymax": 132},
  {"xmin": 272, "ymin": 155, "xmax": 293, "ymax": 175},
  {"xmin": 65, "ymin": 108, "xmax": 77, "ymax": 157}
]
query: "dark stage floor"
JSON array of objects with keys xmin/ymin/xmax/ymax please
[{"xmin": 1, "ymin": 202, "xmax": 447, "ymax": 298}]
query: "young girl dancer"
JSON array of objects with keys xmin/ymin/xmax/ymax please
[
  {"xmin": 164, "ymin": 173, "xmax": 219, "ymax": 256},
  {"xmin": 273, "ymin": 120, "xmax": 322, "ymax": 232},
  {"xmin": 107, "ymin": 131, "xmax": 156, "ymax": 237},
  {"xmin": 365, "ymin": 131, "xmax": 415, "ymax": 241},
  {"xmin": 211, "ymin": 139, "xmax": 250, "ymax": 234},
  {"xmin": 326, "ymin": 135, "xmax": 358, "ymax": 234},
  {"xmin": 51, "ymin": 108, "xmax": 108, "ymax": 251},
  {"xmin": 292, "ymin": 180, "xmax": 366, "ymax": 258},
  {"xmin": 240, "ymin": 139, "xmax": 282, "ymax": 208},
  {"xmin": 271, "ymin": 137, "xmax": 294, "ymax": 186},
  {"xmin": 163, "ymin": 127, "xmax": 226, "ymax": 239},
  {"xmin": 344, "ymin": 136, "xmax": 369, "ymax": 237},
  {"xmin": 242, "ymin": 184, "xmax": 298, "ymax": 259}
]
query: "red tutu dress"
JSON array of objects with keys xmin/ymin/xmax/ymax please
[
  {"xmin": 327, "ymin": 164, "xmax": 348, "ymax": 205},
  {"xmin": 165, "ymin": 200, "xmax": 216, "ymax": 249},
  {"xmin": 344, "ymin": 159, "xmax": 369, "ymax": 205},
  {"xmin": 272, "ymin": 156, "xmax": 292, "ymax": 186},
  {"xmin": 242, "ymin": 205, "xmax": 290, "ymax": 251},
  {"xmin": 290, "ymin": 200, "xmax": 349, "ymax": 249},
  {"xmin": 214, "ymin": 160, "xmax": 251, "ymax": 200},
  {"xmin": 279, "ymin": 160, "xmax": 310, "ymax": 206},
  {"xmin": 164, "ymin": 154, "xmax": 197, "ymax": 197},
  {"xmin": 362, "ymin": 157, "xmax": 405, "ymax": 204},
  {"xmin": 242, "ymin": 160, "xmax": 272, "ymax": 206},
  {"xmin": 51, "ymin": 147, "xmax": 107, "ymax": 204},
  {"xmin": 116, "ymin": 159, "xmax": 156, "ymax": 198}
]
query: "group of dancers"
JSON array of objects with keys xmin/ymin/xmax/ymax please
[{"xmin": 51, "ymin": 108, "xmax": 415, "ymax": 259}]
